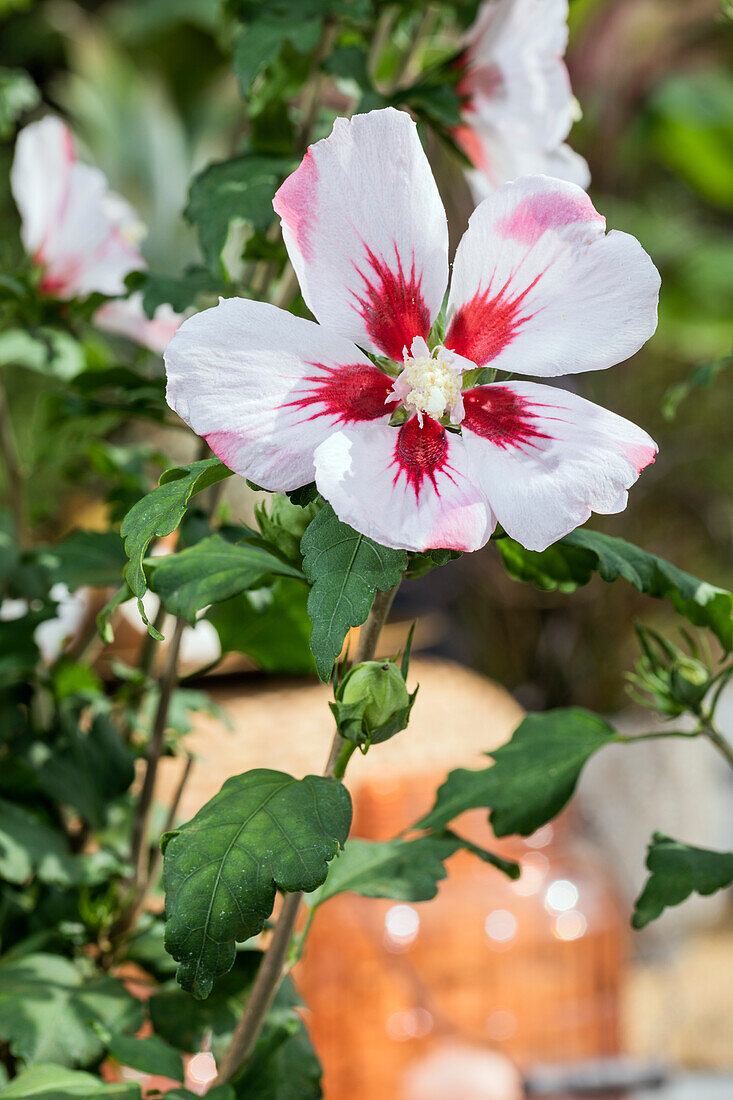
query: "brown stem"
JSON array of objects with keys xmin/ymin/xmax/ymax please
[
  {"xmin": 214, "ymin": 581, "xmax": 400, "ymax": 1084},
  {"xmin": 129, "ymin": 617, "xmax": 186, "ymax": 883},
  {"xmin": 295, "ymin": 20, "xmax": 339, "ymax": 151},
  {"xmin": 0, "ymin": 377, "xmax": 28, "ymax": 548},
  {"xmin": 704, "ymin": 723, "xmax": 733, "ymax": 771}
]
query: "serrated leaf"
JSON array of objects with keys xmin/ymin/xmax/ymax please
[
  {"xmin": 0, "ymin": 1063, "xmax": 141, "ymax": 1098},
  {"xmin": 632, "ymin": 833, "xmax": 733, "ymax": 928},
  {"xmin": 419, "ymin": 709, "xmax": 619, "ymax": 837},
  {"xmin": 106, "ymin": 1033, "xmax": 183, "ymax": 1084},
  {"xmin": 163, "ymin": 769, "xmax": 351, "ymax": 997},
  {"xmin": 301, "ymin": 505, "xmax": 406, "ymax": 681},
  {"xmin": 497, "ymin": 530, "xmax": 733, "ymax": 651},
  {"xmin": 0, "ymin": 955, "xmax": 143, "ymax": 1068},
  {"xmin": 233, "ymin": 18, "xmax": 321, "ymax": 95},
  {"xmin": 186, "ymin": 155, "xmax": 293, "ymax": 275},
  {"xmin": 120, "ymin": 458, "xmax": 232, "ymax": 633},
  {"xmin": 312, "ymin": 832, "xmax": 517, "ymax": 908},
  {"xmin": 149, "ymin": 533, "xmax": 303, "ymax": 622},
  {"xmin": 46, "ymin": 530, "xmax": 127, "ymax": 591}
]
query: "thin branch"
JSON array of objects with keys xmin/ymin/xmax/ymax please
[
  {"xmin": 129, "ymin": 617, "xmax": 186, "ymax": 883},
  {"xmin": 0, "ymin": 376, "xmax": 28, "ymax": 547},
  {"xmin": 703, "ymin": 723, "xmax": 733, "ymax": 770},
  {"xmin": 214, "ymin": 581, "xmax": 401, "ymax": 1084}
]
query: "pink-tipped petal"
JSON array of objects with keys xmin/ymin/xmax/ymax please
[
  {"xmin": 445, "ymin": 175, "xmax": 660, "ymax": 376},
  {"xmin": 314, "ymin": 416, "xmax": 495, "ymax": 552},
  {"xmin": 165, "ymin": 297, "xmax": 392, "ymax": 492},
  {"xmin": 273, "ymin": 108, "xmax": 448, "ymax": 359},
  {"xmin": 94, "ymin": 292, "xmax": 183, "ymax": 354},
  {"xmin": 11, "ymin": 116, "xmax": 145, "ymax": 299},
  {"xmin": 461, "ymin": 381, "xmax": 657, "ymax": 551}
]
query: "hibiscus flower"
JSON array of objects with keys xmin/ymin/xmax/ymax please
[
  {"xmin": 11, "ymin": 115, "xmax": 145, "ymax": 299},
  {"xmin": 165, "ymin": 108, "xmax": 659, "ymax": 554},
  {"xmin": 455, "ymin": 0, "xmax": 590, "ymax": 198}
]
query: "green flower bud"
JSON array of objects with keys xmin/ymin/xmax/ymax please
[
  {"xmin": 332, "ymin": 660, "xmax": 415, "ymax": 748},
  {"xmin": 669, "ymin": 657, "xmax": 710, "ymax": 710}
]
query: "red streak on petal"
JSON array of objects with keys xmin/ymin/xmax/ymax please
[
  {"xmin": 446, "ymin": 271, "xmax": 542, "ymax": 367},
  {"xmin": 462, "ymin": 386, "xmax": 553, "ymax": 450},
  {"xmin": 497, "ymin": 190, "xmax": 603, "ymax": 248},
  {"xmin": 352, "ymin": 244, "xmax": 430, "ymax": 360},
  {"xmin": 392, "ymin": 416, "xmax": 453, "ymax": 500},
  {"xmin": 285, "ymin": 363, "xmax": 392, "ymax": 425}
]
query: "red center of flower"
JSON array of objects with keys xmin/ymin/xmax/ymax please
[
  {"xmin": 446, "ymin": 273, "xmax": 542, "ymax": 368},
  {"xmin": 462, "ymin": 386, "xmax": 552, "ymax": 449},
  {"xmin": 286, "ymin": 363, "xmax": 392, "ymax": 424}
]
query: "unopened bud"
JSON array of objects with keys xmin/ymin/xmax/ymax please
[{"xmin": 333, "ymin": 659, "xmax": 415, "ymax": 748}]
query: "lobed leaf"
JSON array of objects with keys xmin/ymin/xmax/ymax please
[
  {"xmin": 632, "ymin": 833, "xmax": 733, "ymax": 928},
  {"xmin": 162, "ymin": 769, "xmax": 351, "ymax": 998},
  {"xmin": 0, "ymin": 955, "xmax": 142, "ymax": 1069},
  {"xmin": 418, "ymin": 709, "xmax": 619, "ymax": 837},
  {"xmin": 106, "ymin": 1034, "xmax": 183, "ymax": 1085},
  {"xmin": 498, "ymin": 530, "xmax": 733, "ymax": 652},
  {"xmin": 301, "ymin": 505, "xmax": 407, "ymax": 681},
  {"xmin": 120, "ymin": 458, "xmax": 232, "ymax": 635},
  {"xmin": 0, "ymin": 1064, "xmax": 141, "ymax": 1098},
  {"xmin": 149, "ymin": 533, "xmax": 303, "ymax": 622}
]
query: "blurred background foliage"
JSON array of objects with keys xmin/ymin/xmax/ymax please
[{"xmin": 1, "ymin": 0, "xmax": 732, "ymax": 711}]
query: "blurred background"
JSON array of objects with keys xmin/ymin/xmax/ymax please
[{"xmin": 1, "ymin": 0, "xmax": 732, "ymax": 1096}]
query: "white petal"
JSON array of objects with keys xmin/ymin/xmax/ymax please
[
  {"xmin": 11, "ymin": 116, "xmax": 145, "ymax": 299},
  {"xmin": 273, "ymin": 107, "xmax": 448, "ymax": 360},
  {"xmin": 314, "ymin": 416, "xmax": 495, "ymax": 552},
  {"xmin": 461, "ymin": 381, "xmax": 657, "ymax": 551},
  {"xmin": 459, "ymin": 121, "xmax": 590, "ymax": 199},
  {"xmin": 95, "ymin": 293, "xmax": 182, "ymax": 354},
  {"xmin": 463, "ymin": 0, "xmax": 575, "ymax": 147},
  {"xmin": 165, "ymin": 297, "xmax": 393, "ymax": 492},
  {"xmin": 446, "ymin": 175, "xmax": 660, "ymax": 375}
]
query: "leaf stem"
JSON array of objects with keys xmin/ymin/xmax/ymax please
[
  {"xmin": 0, "ymin": 375, "xmax": 28, "ymax": 547},
  {"xmin": 703, "ymin": 723, "xmax": 733, "ymax": 770},
  {"xmin": 214, "ymin": 580, "xmax": 400, "ymax": 1084}
]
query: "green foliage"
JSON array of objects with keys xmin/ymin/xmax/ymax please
[
  {"xmin": 0, "ymin": 328, "xmax": 85, "ymax": 381},
  {"xmin": 162, "ymin": 769, "xmax": 352, "ymax": 997},
  {"xmin": 120, "ymin": 457, "xmax": 232, "ymax": 635},
  {"xmin": 301, "ymin": 504, "xmax": 407, "ymax": 681},
  {"xmin": 149, "ymin": 533, "xmax": 303, "ymax": 623},
  {"xmin": 47, "ymin": 530, "xmax": 127, "ymax": 591},
  {"xmin": 255, "ymin": 493, "xmax": 322, "ymax": 566},
  {"xmin": 0, "ymin": 797, "xmax": 120, "ymax": 887},
  {"xmin": 0, "ymin": 68, "xmax": 40, "ymax": 140},
  {"xmin": 312, "ymin": 832, "xmax": 518, "ymax": 908},
  {"xmin": 185, "ymin": 156, "xmax": 293, "ymax": 276},
  {"xmin": 127, "ymin": 268, "xmax": 224, "ymax": 317},
  {"xmin": 0, "ymin": 954, "xmax": 142, "ymax": 1068},
  {"xmin": 0, "ymin": 1064, "xmax": 141, "ymax": 1098},
  {"xmin": 497, "ymin": 530, "xmax": 733, "ymax": 652},
  {"xmin": 419, "ymin": 709, "xmax": 619, "ymax": 837},
  {"xmin": 232, "ymin": 1003, "xmax": 321, "ymax": 1100},
  {"xmin": 632, "ymin": 833, "xmax": 733, "ymax": 929},
  {"xmin": 106, "ymin": 1033, "xmax": 183, "ymax": 1084},
  {"xmin": 207, "ymin": 579, "xmax": 316, "ymax": 674}
]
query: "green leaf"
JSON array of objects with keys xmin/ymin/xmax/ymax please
[
  {"xmin": 207, "ymin": 579, "xmax": 316, "ymax": 674},
  {"xmin": 312, "ymin": 832, "xmax": 518, "ymax": 908},
  {"xmin": 149, "ymin": 533, "xmax": 303, "ymax": 623},
  {"xmin": 0, "ymin": 67, "xmax": 40, "ymax": 139},
  {"xmin": 120, "ymin": 458, "xmax": 232, "ymax": 634},
  {"xmin": 301, "ymin": 504, "xmax": 407, "ymax": 681},
  {"xmin": 497, "ymin": 530, "xmax": 733, "ymax": 652},
  {"xmin": 164, "ymin": 1088, "xmax": 234, "ymax": 1100},
  {"xmin": 419, "ymin": 708, "xmax": 619, "ymax": 837},
  {"xmin": 232, "ymin": 1009, "xmax": 321, "ymax": 1100},
  {"xmin": 47, "ymin": 530, "xmax": 127, "ymax": 591},
  {"xmin": 150, "ymin": 957, "xmax": 260, "ymax": 1062},
  {"xmin": 0, "ymin": 955, "xmax": 143, "ymax": 1068},
  {"xmin": 0, "ymin": 328, "xmax": 85, "ymax": 381},
  {"xmin": 162, "ymin": 769, "xmax": 352, "ymax": 997},
  {"xmin": 127, "ymin": 268, "xmax": 224, "ymax": 316},
  {"xmin": 32, "ymin": 713, "xmax": 136, "ymax": 827},
  {"xmin": 232, "ymin": 18, "xmax": 321, "ymax": 95},
  {"xmin": 632, "ymin": 833, "xmax": 733, "ymax": 928},
  {"xmin": 106, "ymin": 1034, "xmax": 183, "ymax": 1084},
  {"xmin": 0, "ymin": 1064, "xmax": 141, "ymax": 1098},
  {"xmin": 0, "ymin": 796, "xmax": 117, "ymax": 887},
  {"xmin": 186, "ymin": 155, "xmax": 293, "ymax": 275}
]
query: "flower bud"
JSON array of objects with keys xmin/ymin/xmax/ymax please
[
  {"xmin": 332, "ymin": 659, "xmax": 415, "ymax": 747},
  {"xmin": 669, "ymin": 656, "xmax": 710, "ymax": 710}
]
